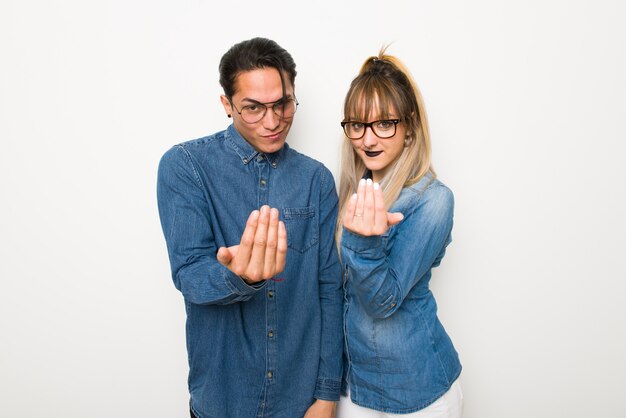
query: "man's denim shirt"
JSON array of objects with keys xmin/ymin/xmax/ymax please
[
  {"xmin": 157, "ymin": 125, "xmax": 343, "ymax": 418},
  {"xmin": 340, "ymin": 174, "xmax": 462, "ymax": 414}
]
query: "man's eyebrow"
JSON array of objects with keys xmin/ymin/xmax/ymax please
[
  {"xmin": 240, "ymin": 98, "xmax": 264, "ymax": 105},
  {"xmin": 240, "ymin": 94, "xmax": 293, "ymax": 105}
]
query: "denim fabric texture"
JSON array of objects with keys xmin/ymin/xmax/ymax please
[
  {"xmin": 157, "ymin": 124, "xmax": 343, "ymax": 418},
  {"xmin": 340, "ymin": 174, "xmax": 462, "ymax": 414}
]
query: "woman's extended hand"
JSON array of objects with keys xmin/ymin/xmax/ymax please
[{"xmin": 342, "ymin": 178, "xmax": 404, "ymax": 236}]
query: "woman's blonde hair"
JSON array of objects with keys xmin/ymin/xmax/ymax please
[{"xmin": 336, "ymin": 47, "xmax": 435, "ymax": 240}]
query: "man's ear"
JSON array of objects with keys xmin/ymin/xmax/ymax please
[{"xmin": 220, "ymin": 95, "xmax": 233, "ymax": 118}]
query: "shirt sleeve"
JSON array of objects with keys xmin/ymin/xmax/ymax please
[
  {"xmin": 313, "ymin": 167, "xmax": 343, "ymax": 401},
  {"xmin": 340, "ymin": 183, "xmax": 454, "ymax": 319},
  {"xmin": 157, "ymin": 145, "xmax": 265, "ymax": 305}
]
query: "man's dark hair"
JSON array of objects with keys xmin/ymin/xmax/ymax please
[{"xmin": 219, "ymin": 37, "xmax": 297, "ymax": 99}]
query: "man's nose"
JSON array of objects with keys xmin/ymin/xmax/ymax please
[{"xmin": 262, "ymin": 108, "xmax": 281, "ymax": 130}]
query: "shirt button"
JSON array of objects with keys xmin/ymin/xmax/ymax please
[
  {"xmin": 271, "ymin": 162, "xmax": 277, "ymax": 168},
  {"xmin": 268, "ymin": 291, "xmax": 274, "ymax": 298},
  {"xmin": 268, "ymin": 330, "xmax": 274, "ymax": 338},
  {"xmin": 243, "ymin": 158, "xmax": 248, "ymax": 164},
  {"xmin": 267, "ymin": 371, "xmax": 273, "ymax": 379},
  {"xmin": 260, "ymin": 179, "xmax": 267, "ymax": 186}
]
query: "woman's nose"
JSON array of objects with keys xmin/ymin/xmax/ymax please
[{"xmin": 362, "ymin": 127, "xmax": 378, "ymax": 147}]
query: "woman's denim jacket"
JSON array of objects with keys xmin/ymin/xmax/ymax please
[{"xmin": 340, "ymin": 174, "xmax": 462, "ymax": 414}]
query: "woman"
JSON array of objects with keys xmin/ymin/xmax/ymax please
[{"xmin": 336, "ymin": 49, "xmax": 463, "ymax": 418}]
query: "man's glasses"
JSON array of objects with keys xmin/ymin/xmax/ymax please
[
  {"xmin": 341, "ymin": 119, "xmax": 401, "ymax": 140},
  {"xmin": 231, "ymin": 96, "xmax": 299, "ymax": 124}
]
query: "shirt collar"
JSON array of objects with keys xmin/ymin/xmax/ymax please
[{"xmin": 225, "ymin": 124, "xmax": 286, "ymax": 168}]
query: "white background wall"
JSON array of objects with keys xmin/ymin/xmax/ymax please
[{"xmin": 1, "ymin": 1, "xmax": 625, "ymax": 417}]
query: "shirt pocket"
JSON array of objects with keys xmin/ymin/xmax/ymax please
[{"xmin": 282, "ymin": 206, "xmax": 318, "ymax": 254}]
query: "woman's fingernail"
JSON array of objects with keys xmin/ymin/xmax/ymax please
[
  {"xmin": 373, "ymin": 182, "xmax": 380, "ymax": 190},
  {"xmin": 366, "ymin": 178, "xmax": 372, "ymax": 186},
  {"xmin": 359, "ymin": 178, "xmax": 366, "ymax": 186}
]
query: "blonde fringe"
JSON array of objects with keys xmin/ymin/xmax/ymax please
[{"xmin": 336, "ymin": 47, "xmax": 435, "ymax": 244}]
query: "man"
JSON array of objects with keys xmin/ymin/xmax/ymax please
[{"xmin": 157, "ymin": 37, "xmax": 342, "ymax": 418}]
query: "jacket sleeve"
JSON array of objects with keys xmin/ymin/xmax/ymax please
[
  {"xmin": 313, "ymin": 167, "xmax": 343, "ymax": 401},
  {"xmin": 340, "ymin": 184, "xmax": 454, "ymax": 319},
  {"xmin": 156, "ymin": 145, "xmax": 265, "ymax": 305}
]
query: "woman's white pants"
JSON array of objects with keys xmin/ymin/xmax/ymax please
[{"xmin": 336, "ymin": 379, "xmax": 463, "ymax": 418}]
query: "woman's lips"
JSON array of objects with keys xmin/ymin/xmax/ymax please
[{"xmin": 364, "ymin": 150, "xmax": 383, "ymax": 157}]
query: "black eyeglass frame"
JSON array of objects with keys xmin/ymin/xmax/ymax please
[
  {"xmin": 340, "ymin": 119, "xmax": 402, "ymax": 140},
  {"xmin": 230, "ymin": 96, "xmax": 299, "ymax": 124}
]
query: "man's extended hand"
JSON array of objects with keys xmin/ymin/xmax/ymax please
[
  {"xmin": 216, "ymin": 205, "xmax": 287, "ymax": 283},
  {"xmin": 303, "ymin": 399, "xmax": 336, "ymax": 418}
]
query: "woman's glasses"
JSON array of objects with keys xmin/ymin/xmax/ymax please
[{"xmin": 341, "ymin": 119, "xmax": 401, "ymax": 140}]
